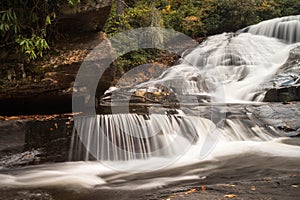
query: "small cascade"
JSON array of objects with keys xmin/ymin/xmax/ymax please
[
  {"xmin": 240, "ymin": 15, "xmax": 300, "ymax": 43},
  {"xmin": 71, "ymin": 114, "xmax": 212, "ymax": 161},
  {"xmin": 70, "ymin": 111, "xmax": 279, "ymax": 161}
]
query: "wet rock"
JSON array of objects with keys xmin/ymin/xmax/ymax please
[
  {"xmin": 263, "ymin": 45, "xmax": 300, "ymax": 102},
  {"xmin": 25, "ymin": 118, "xmax": 73, "ymax": 163},
  {"xmin": 0, "ymin": 120, "xmax": 25, "ymax": 155},
  {"xmin": 277, "ymin": 125, "xmax": 296, "ymax": 132},
  {"xmin": 246, "ymin": 102, "xmax": 300, "ymax": 137},
  {"xmin": 0, "ymin": 150, "xmax": 41, "ymax": 169},
  {"xmin": 0, "ymin": 115, "xmax": 74, "ymax": 168},
  {"xmin": 264, "ymin": 86, "xmax": 300, "ymax": 102}
]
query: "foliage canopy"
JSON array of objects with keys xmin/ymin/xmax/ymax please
[{"xmin": 0, "ymin": 0, "xmax": 299, "ymax": 80}]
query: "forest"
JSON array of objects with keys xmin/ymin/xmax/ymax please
[{"xmin": 1, "ymin": 0, "xmax": 299, "ymax": 80}]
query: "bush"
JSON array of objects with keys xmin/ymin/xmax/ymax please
[
  {"xmin": 0, "ymin": 0, "xmax": 80, "ymax": 64},
  {"xmin": 103, "ymin": 0, "xmax": 299, "ymax": 75},
  {"xmin": 106, "ymin": 0, "xmax": 299, "ymax": 38}
]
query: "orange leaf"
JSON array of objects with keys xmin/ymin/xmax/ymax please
[
  {"xmin": 264, "ymin": 177, "xmax": 271, "ymax": 182},
  {"xmin": 224, "ymin": 194, "xmax": 237, "ymax": 198}
]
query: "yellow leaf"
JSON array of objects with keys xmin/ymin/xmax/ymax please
[
  {"xmin": 224, "ymin": 194, "xmax": 237, "ymax": 198},
  {"xmin": 251, "ymin": 186, "xmax": 256, "ymax": 191},
  {"xmin": 185, "ymin": 16, "xmax": 199, "ymax": 21},
  {"xmin": 166, "ymin": 5, "xmax": 171, "ymax": 12},
  {"xmin": 265, "ymin": 177, "xmax": 271, "ymax": 182}
]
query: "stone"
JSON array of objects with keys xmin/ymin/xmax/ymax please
[
  {"xmin": 57, "ymin": 0, "xmax": 112, "ymax": 34},
  {"xmin": 264, "ymin": 86, "xmax": 300, "ymax": 102}
]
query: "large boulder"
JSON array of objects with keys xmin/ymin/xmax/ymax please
[
  {"xmin": 264, "ymin": 86, "xmax": 300, "ymax": 102},
  {"xmin": 264, "ymin": 45, "xmax": 300, "ymax": 102},
  {"xmin": 57, "ymin": 0, "xmax": 112, "ymax": 34}
]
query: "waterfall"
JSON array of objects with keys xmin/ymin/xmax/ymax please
[
  {"xmin": 136, "ymin": 33, "xmax": 295, "ymax": 102},
  {"xmin": 240, "ymin": 15, "xmax": 300, "ymax": 43},
  {"xmin": 1, "ymin": 16, "xmax": 300, "ymax": 191},
  {"xmin": 71, "ymin": 15, "xmax": 300, "ymax": 162},
  {"xmin": 70, "ymin": 110, "xmax": 280, "ymax": 161}
]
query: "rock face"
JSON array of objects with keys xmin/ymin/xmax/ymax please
[
  {"xmin": 264, "ymin": 86, "xmax": 300, "ymax": 102},
  {"xmin": 57, "ymin": 0, "xmax": 112, "ymax": 34},
  {"xmin": 0, "ymin": 0, "xmax": 113, "ymax": 115},
  {"xmin": 0, "ymin": 33, "xmax": 115, "ymax": 115},
  {"xmin": 264, "ymin": 45, "xmax": 300, "ymax": 102},
  {"xmin": 0, "ymin": 115, "xmax": 74, "ymax": 168}
]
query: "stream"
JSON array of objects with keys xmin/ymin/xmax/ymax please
[{"xmin": 0, "ymin": 15, "xmax": 300, "ymax": 200}]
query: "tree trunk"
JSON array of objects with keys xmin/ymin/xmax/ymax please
[{"xmin": 117, "ymin": 0, "xmax": 124, "ymax": 15}]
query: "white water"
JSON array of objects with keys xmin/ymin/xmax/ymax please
[
  {"xmin": 241, "ymin": 15, "xmax": 300, "ymax": 43},
  {"xmin": 1, "ymin": 16, "xmax": 300, "ymax": 190},
  {"xmin": 69, "ymin": 112, "xmax": 280, "ymax": 162},
  {"xmin": 135, "ymin": 33, "xmax": 297, "ymax": 102},
  {"xmin": 1, "ymin": 138, "xmax": 300, "ymax": 189}
]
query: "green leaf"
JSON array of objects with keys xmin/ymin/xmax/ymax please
[
  {"xmin": 52, "ymin": 12, "xmax": 56, "ymax": 19},
  {"xmin": 12, "ymin": 10, "xmax": 17, "ymax": 20},
  {"xmin": 4, "ymin": 24, "xmax": 9, "ymax": 31},
  {"xmin": 46, "ymin": 15, "xmax": 51, "ymax": 25},
  {"xmin": 7, "ymin": 10, "xmax": 12, "ymax": 21},
  {"xmin": 19, "ymin": 40, "xmax": 25, "ymax": 46},
  {"xmin": 2, "ymin": 12, "xmax": 6, "ymax": 21},
  {"xmin": 14, "ymin": 25, "xmax": 18, "ymax": 34}
]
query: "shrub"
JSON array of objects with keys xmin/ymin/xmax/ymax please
[{"xmin": 0, "ymin": 0, "xmax": 80, "ymax": 64}]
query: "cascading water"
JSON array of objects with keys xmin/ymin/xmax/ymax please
[
  {"xmin": 69, "ymin": 111, "xmax": 280, "ymax": 162},
  {"xmin": 68, "ymin": 15, "xmax": 300, "ymax": 163},
  {"xmin": 240, "ymin": 15, "xmax": 300, "ymax": 43},
  {"xmin": 1, "ymin": 16, "xmax": 300, "ymax": 192},
  {"xmin": 135, "ymin": 32, "xmax": 295, "ymax": 102}
]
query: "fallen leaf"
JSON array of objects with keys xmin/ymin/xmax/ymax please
[
  {"xmin": 265, "ymin": 177, "xmax": 271, "ymax": 182},
  {"xmin": 166, "ymin": 196, "xmax": 175, "ymax": 200},
  {"xmin": 6, "ymin": 116, "xmax": 19, "ymax": 120},
  {"xmin": 54, "ymin": 123, "xmax": 58, "ymax": 129},
  {"xmin": 189, "ymin": 188, "xmax": 197, "ymax": 193},
  {"xmin": 201, "ymin": 186, "xmax": 207, "ymax": 191},
  {"xmin": 291, "ymin": 184, "xmax": 298, "ymax": 188},
  {"xmin": 224, "ymin": 194, "xmax": 237, "ymax": 198},
  {"xmin": 251, "ymin": 186, "xmax": 256, "ymax": 191},
  {"xmin": 185, "ymin": 188, "xmax": 197, "ymax": 194}
]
